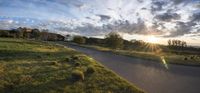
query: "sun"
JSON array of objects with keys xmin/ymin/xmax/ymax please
[{"xmin": 146, "ymin": 35, "xmax": 159, "ymax": 44}]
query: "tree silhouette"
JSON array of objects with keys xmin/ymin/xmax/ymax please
[
  {"xmin": 105, "ymin": 32, "xmax": 124, "ymax": 49},
  {"xmin": 168, "ymin": 39, "xmax": 187, "ymax": 48}
]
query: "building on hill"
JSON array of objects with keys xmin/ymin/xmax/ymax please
[{"xmin": 64, "ymin": 34, "xmax": 74, "ymax": 41}]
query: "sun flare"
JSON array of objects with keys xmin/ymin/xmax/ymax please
[{"xmin": 146, "ymin": 35, "xmax": 159, "ymax": 44}]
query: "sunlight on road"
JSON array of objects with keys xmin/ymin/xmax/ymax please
[{"xmin": 161, "ymin": 56, "xmax": 168, "ymax": 69}]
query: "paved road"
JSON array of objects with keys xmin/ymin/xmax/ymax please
[{"xmin": 65, "ymin": 44, "xmax": 200, "ymax": 93}]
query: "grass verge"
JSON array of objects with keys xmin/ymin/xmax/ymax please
[{"xmin": 0, "ymin": 38, "xmax": 144, "ymax": 93}]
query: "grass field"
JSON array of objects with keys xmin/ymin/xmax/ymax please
[
  {"xmin": 73, "ymin": 44, "xmax": 200, "ymax": 66},
  {"xmin": 0, "ymin": 38, "xmax": 143, "ymax": 93}
]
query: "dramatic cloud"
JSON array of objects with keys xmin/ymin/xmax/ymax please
[
  {"xmin": 0, "ymin": 0, "xmax": 200, "ymax": 45},
  {"xmin": 151, "ymin": 0, "xmax": 167, "ymax": 13},
  {"xmin": 96, "ymin": 14, "xmax": 111, "ymax": 21},
  {"xmin": 171, "ymin": 0, "xmax": 189, "ymax": 5},
  {"xmin": 154, "ymin": 12, "xmax": 181, "ymax": 22},
  {"xmin": 190, "ymin": 12, "xmax": 200, "ymax": 22}
]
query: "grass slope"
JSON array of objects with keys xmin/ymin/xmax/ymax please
[{"xmin": 0, "ymin": 38, "xmax": 143, "ymax": 93}]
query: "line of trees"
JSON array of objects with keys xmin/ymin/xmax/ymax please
[
  {"xmin": 168, "ymin": 39, "xmax": 187, "ymax": 48},
  {"xmin": 70, "ymin": 32, "xmax": 200, "ymax": 53},
  {"xmin": 0, "ymin": 27, "xmax": 64, "ymax": 41},
  {"xmin": 71, "ymin": 32, "xmax": 145, "ymax": 50}
]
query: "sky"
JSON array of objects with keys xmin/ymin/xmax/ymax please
[{"xmin": 0, "ymin": 0, "xmax": 200, "ymax": 46}]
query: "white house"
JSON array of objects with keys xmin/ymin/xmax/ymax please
[{"xmin": 64, "ymin": 34, "xmax": 74, "ymax": 41}]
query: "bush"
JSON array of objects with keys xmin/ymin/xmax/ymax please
[
  {"xmin": 36, "ymin": 55, "xmax": 42, "ymax": 58},
  {"xmin": 86, "ymin": 66, "xmax": 96, "ymax": 74},
  {"xmin": 184, "ymin": 57, "xmax": 188, "ymax": 60},
  {"xmin": 71, "ymin": 55, "xmax": 80, "ymax": 60},
  {"xmin": 46, "ymin": 53, "xmax": 51, "ymax": 56},
  {"xmin": 64, "ymin": 57, "xmax": 71, "ymax": 62},
  {"xmin": 71, "ymin": 70, "xmax": 84, "ymax": 81},
  {"xmin": 73, "ymin": 36, "xmax": 86, "ymax": 44},
  {"xmin": 190, "ymin": 56, "xmax": 194, "ymax": 60},
  {"xmin": 50, "ymin": 61, "xmax": 59, "ymax": 66},
  {"xmin": 20, "ymin": 75, "xmax": 33, "ymax": 84},
  {"xmin": 74, "ymin": 62, "xmax": 81, "ymax": 66},
  {"xmin": 105, "ymin": 32, "xmax": 124, "ymax": 49}
]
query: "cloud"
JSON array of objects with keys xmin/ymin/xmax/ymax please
[
  {"xmin": 96, "ymin": 14, "xmax": 111, "ymax": 21},
  {"xmin": 0, "ymin": 0, "xmax": 200, "ymax": 40},
  {"xmin": 190, "ymin": 12, "xmax": 200, "ymax": 22},
  {"xmin": 154, "ymin": 12, "xmax": 181, "ymax": 22},
  {"xmin": 151, "ymin": 0, "xmax": 168, "ymax": 13},
  {"xmin": 137, "ymin": 0, "xmax": 144, "ymax": 3},
  {"xmin": 163, "ymin": 21, "xmax": 196, "ymax": 37},
  {"xmin": 101, "ymin": 19, "xmax": 164, "ymax": 35},
  {"xmin": 171, "ymin": 0, "xmax": 188, "ymax": 5}
]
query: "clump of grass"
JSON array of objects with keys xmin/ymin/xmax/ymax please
[
  {"xmin": 36, "ymin": 55, "xmax": 42, "ymax": 59},
  {"xmin": 50, "ymin": 61, "xmax": 59, "ymax": 66},
  {"xmin": 20, "ymin": 75, "xmax": 33, "ymax": 84},
  {"xmin": 71, "ymin": 55, "xmax": 80, "ymax": 60},
  {"xmin": 190, "ymin": 56, "xmax": 195, "ymax": 60},
  {"xmin": 0, "ymin": 64, "xmax": 4, "ymax": 74},
  {"xmin": 71, "ymin": 70, "xmax": 84, "ymax": 81},
  {"xmin": 74, "ymin": 62, "xmax": 81, "ymax": 66},
  {"xmin": 86, "ymin": 65, "xmax": 96, "ymax": 74},
  {"xmin": 64, "ymin": 57, "xmax": 71, "ymax": 62},
  {"xmin": 184, "ymin": 57, "xmax": 188, "ymax": 60},
  {"xmin": 3, "ymin": 83, "xmax": 15, "ymax": 92},
  {"xmin": 46, "ymin": 53, "xmax": 51, "ymax": 56}
]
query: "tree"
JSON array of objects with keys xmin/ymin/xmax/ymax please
[
  {"xmin": 168, "ymin": 39, "xmax": 187, "ymax": 48},
  {"xmin": 73, "ymin": 36, "xmax": 86, "ymax": 44},
  {"xmin": 168, "ymin": 39, "xmax": 171, "ymax": 46},
  {"xmin": 0, "ymin": 30, "xmax": 9, "ymax": 37},
  {"xmin": 105, "ymin": 32, "xmax": 124, "ymax": 49},
  {"xmin": 31, "ymin": 29, "xmax": 40, "ymax": 39}
]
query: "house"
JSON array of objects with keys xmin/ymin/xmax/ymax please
[{"xmin": 64, "ymin": 34, "xmax": 74, "ymax": 41}]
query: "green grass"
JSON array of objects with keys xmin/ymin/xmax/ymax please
[
  {"xmin": 73, "ymin": 44, "xmax": 200, "ymax": 66},
  {"xmin": 0, "ymin": 38, "xmax": 143, "ymax": 93}
]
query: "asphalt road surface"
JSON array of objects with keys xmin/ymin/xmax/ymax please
[{"xmin": 64, "ymin": 44, "xmax": 200, "ymax": 93}]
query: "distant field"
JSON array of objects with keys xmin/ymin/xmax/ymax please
[
  {"xmin": 0, "ymin": 38, "xmax": 143, "ymax": 93},
  {"xmin": 71, "ymin": 44, "xmax": 200, "ymax": 66}
]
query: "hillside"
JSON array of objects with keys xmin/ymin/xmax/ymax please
[{"xmin": 0, "ymin": 38, "xmax": 143, "ymax": 93}]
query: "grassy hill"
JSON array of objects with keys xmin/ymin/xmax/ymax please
[{"xmin": 0, "ymin": 38, "xmax": 143, "ymax": 93}]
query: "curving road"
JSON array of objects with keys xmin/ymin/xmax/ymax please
[{"xmin": 65, "ymin": 44, "xmax": 200, "ymax": 93}]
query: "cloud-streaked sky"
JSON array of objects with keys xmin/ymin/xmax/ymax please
[{"xmin": 0, "ymin": 0, "xmax": 200, "ymax": 46}]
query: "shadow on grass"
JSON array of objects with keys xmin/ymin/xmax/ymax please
[
  {"xmin": 0, "ymin": 50, "xmax": 78, "ymax": 61},
  {"xmin": 0, "ymin": 39, "xmax": 43, "ymax": 45}
]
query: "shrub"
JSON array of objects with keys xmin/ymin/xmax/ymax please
[
  {"xmin": 20, "ymin": 75, "xmax": 33, "ymax": 84},
  {"xmin": 71, "ymin": 55, "xmax": 80, "ymax": 60},
  {"xmin": 190, "ymin": 56, "xmax": 194, "ymax": 60},
  {"xmin": 86, "ymin": 66, "xmax": 96, "ymax": 74},
  {"xmin": 64, "ymin": 57, "xmax": 71, "ymax": 62},
  {"xmin": 50, "ymin": 61, "xmax": 59, "ymax": 66},
  {"xmin": 71, "ymin": 70, "xmax": 84, "ymax": 81},
  {"xmin": 73, "ymin": 36, "xmax": 86, "ymax": 44},
  {"xmin": 46, "ymin": 53, "xmax": 51, "ymax": 56},
  {"xmin": 37, "ymin": 55, "xmax": 42, "ymax": 58},
  {"xmin": 105, "ymin": 32, "xmax": 124, "ymax": 49},
  {"xmin": 184, "ymin": 57, "xmax": 188, "ymax": 60},
  {"xmin": 4, "ymin": 83, "xmax": 15, "ymax": 91},
  {"xmin": 74, "ymin": 62, "xmax": 81, "ymax": 66}
]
